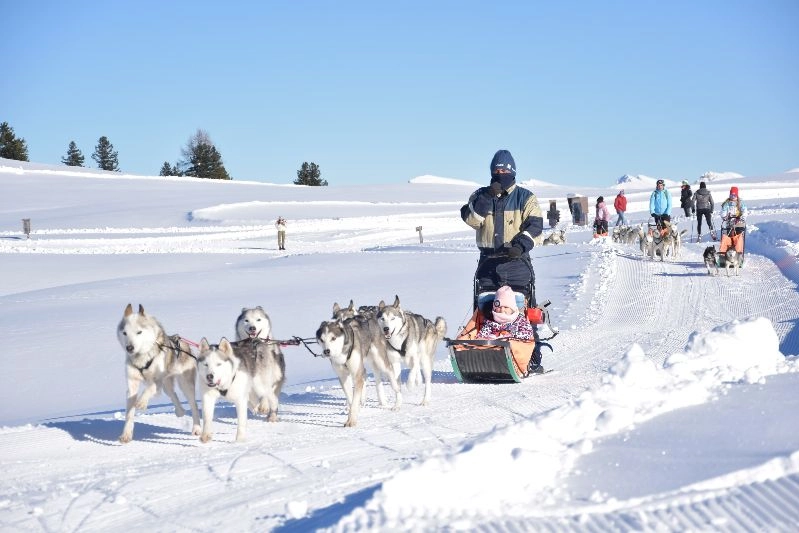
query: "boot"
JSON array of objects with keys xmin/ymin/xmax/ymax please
[
  {"xmin": 527, "ymin": 334, "xmax": 545, "ymax": 375},
  {"xmin": 696, "ymin": 233, "xmax": 702, "ymax": 243}
]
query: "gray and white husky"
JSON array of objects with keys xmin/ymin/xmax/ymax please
[
  {"xmin": 376, "ymin": 296, "xmax": 447, "ymax": 406},
  {"xmin": 703, "ymin": 246, "xmax": 719, "ymax": 276},
  {"xmin": 316, "ymin": 315, "xmax": 401, "ymax": 427},
  {"xmin": 196, "ymin": 336, "xmax": 286, "ymax": 442},
  {"xmin": 331, "ymin": 300, "xmax": 402, "ymax": 408},
  {"xmin": 542, "ymin": 229, "xmax": 566, "ymax": 245},
  {"xmin": 235, "ymin": 306, "xmax": 272, "ymax": 341},
  {"xmin": 724, "ymin": 249, "xmax": 742, "ymax": 276},
  {"xmin": 116, "ymin": 303, "xmax": 201, "ymax": 443}
]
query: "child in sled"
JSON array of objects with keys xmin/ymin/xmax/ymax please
[{"xmin": 477, "ymin": 285, "xmax": 536, "ymax": 341}]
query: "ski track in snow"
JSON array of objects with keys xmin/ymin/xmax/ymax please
[{"xmin": 2, "ymin": 210, "xmax": 799, "ymax": 530}]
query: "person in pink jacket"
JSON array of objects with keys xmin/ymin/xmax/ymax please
[{"xmin": 594, "ymin": 196, "xmax": 610, "ymax": 236}]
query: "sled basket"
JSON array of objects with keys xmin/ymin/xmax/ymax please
[
  {"xmin": 448, "ymin": 338, "xmax": 524, "ymax": 383},
  {"xmin": 446, "ymin": 270, "xmax": 557, "ymax": 383},
  {"xmin": 447, "ymin": 306, "xmax": 542, "ymax": 384}
]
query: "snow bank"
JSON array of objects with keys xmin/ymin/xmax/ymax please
[{"xmin": 336, "ymin": 317, "xmax": 789, "ymax": 529}]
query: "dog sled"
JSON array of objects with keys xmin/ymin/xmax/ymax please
[
  {"xmin": 446, "ymin": 277, "xmax": 557, "ymax": 384},
  {"xmin": 714, "ymin": 217, "xmax": 746, "ymax": 268}
]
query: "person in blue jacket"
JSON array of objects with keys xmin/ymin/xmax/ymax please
[{"xmin": 649, "ymin": 179, "xmax": 672, "ymax": 227}]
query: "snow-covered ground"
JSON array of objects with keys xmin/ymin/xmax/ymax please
[{"xmin": 1, "ymin": 158, "xmax": 798, "ymax": 532}]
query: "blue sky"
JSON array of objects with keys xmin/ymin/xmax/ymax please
[{"xmin": 3, "ymin": 1, "xmax": 797, "ymax": 186}]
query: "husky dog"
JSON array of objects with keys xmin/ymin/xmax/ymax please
[
  {"xmin": 637, "ymin": 226, "xmax": 648, "ymax": 255},
  {"xmin": 316, "ymin": 317, "xmax": 401, "ymax": 427},
  {"xmin": 196, "ymin": 337, "xmax": 285, "ymax": 442},
  {"xmin": 658, "ymin": 234, "xmax": 673, "ymax": 261},
  {"xmin": 376, "ymin": 296, "xmax": 446, "ymax": 406},
  {"xmin": 624, "ymin": 225, "xmax": 641, "ymax": 245},
  {"xmin": 667, "ymin": 227, "xmax": 689, "ymax": 260},
  {"xmin": 235, "ymin": 306, "xmax": 272, "ymax": 341},
  {"xmin": 542, "ymin": 229, "xmax": 566, "ymax": 245},
  {"xmin": 332, "ymin": 300, "xmax": 381, "ymax": 321},
  {"xmin": 724, "ymin": 249, "xmax": 741, "ymax": 276},
  {"xmin": 703, "ymin": 246, "xmax": 719, "ymax": 276},
  {"xmin": 642, "ymin": 230, "xmax": 655, "ymax": 259},
  {"xmin": 613, "ymin": 225, "xmax": 636, "ymax": 244},
  {"xmin": 234, "ymin": 306, "xmax": 285, "ymax": 422},
  {"xmin": 332, "ymin": 300, "xmax": 400, "ymax": 405},
  {"xmin": 116, "ymin": 303, "xmax": 201, "ymax": 443},
  {"xmin": 331, "ymin": 300, "xmax": 357, "ymax": 321}
]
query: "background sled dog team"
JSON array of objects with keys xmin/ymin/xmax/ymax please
[{"xmin": 116, "ymin": 299, "xmax": 445, "ymax": 443}]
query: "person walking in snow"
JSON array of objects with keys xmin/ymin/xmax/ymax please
[
  {"xmin": 461, "ymin": 149, "xmax": 545, "ymax": 374},
  {"xmin": 649, "ymin": 179, "xmax": 672, "ymax": 228},
  {"xmin": 275, "ymin": 216, "xmax": 287, "ymax": 250},
  {"xmin": 594, "ymin": 196, "xmax": 610, "ymax": 237},
  {"xmin": 680, "ymin": 180, "xmax": 695, "ymax": 219},
  {"xmin": 694, "ymin": 181, "xmax": 715, "ymax": 241},
  {"xmin": 613, "ymin": 190, "xmax": 627, "ymax": 227}
]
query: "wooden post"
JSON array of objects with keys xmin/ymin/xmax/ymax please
[
  {"xmin": 416, "ymin": 226, "xmax": 423, "ymax": 244},
  {"xmin": 22, "ymin": 218, "xmax": 31, "ymax": 239}
]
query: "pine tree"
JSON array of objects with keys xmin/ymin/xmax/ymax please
[
  {"xmin": 159, "ymin": 161, "xmax": 182, "ymax": 176},
  {"xmin": 0, "ymin": 122, "xmax": 30, "ymax": 161},
  {"xmin": 91, "ymin": 136, "xmax": 119, "ymax": 171},
  {"xmin": 61, "ymin": 141, "xmax": 85, "ymax": 167},
  {"xmin": 294, "ymin": 162, "xmax": 327, "ymax": 186},
  {"xmin": 179, "ymin": 129, "xmax": 231, "ymax": 180}
]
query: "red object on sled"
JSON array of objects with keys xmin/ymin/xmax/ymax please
[{"xmin": 526, "ymin": 306, "xmax": 544, "ymax": 325}]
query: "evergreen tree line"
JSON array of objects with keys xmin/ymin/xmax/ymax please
[{"xmin": 1, "ymin": 121, "xmax": 327, "ymax": 185}]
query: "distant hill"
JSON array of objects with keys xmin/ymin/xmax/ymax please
[
  {"xmin": 698, "ymin": 171, "xmax": 745, "ymax": 183},
  {"xmin": 614, "ymin": 174, "xmax": 679, "ymax": 190},
  {"xmin": 410, "ymin": 175, "xmax": 560, "ymax": 188}
]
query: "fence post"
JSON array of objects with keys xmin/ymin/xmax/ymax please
[
  {"xmin": 416, "ymin": 226, "xmax": 423, "ymax": 244},
  {"xmin": 22, "ymin": 218, "xmax": 31, "ymax": 239}
]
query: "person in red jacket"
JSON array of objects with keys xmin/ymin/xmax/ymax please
[{"xmin": 614, "ymin": 190, "xmax": 628, "ymax": 226}]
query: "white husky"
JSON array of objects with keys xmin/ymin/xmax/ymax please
[
  {"xmin": 116, "ymin": 303, "xmax": 201, "ymax": 443},
  {"xmin": 197, "ymin": 336, "xmax": 286, "ymax": 443},
  {"xmin": 376, "ymin": 296, "xmax": 446, "ymax": 406},
  {"xmin": 235, "ymin": 306, "xmax": 272, "ymax": 341}
]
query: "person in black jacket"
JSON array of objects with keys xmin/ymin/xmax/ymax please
[
  {"xmin": 694, "ymin": 181, "xmax": 715, "ymax": 241},
  {"xmin": 680, "ymin": 180, "xmax": 695, "ymax": 218}
]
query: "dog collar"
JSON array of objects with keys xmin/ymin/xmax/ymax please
[
  {"xmin": 133, "ymin": 355, "xmax": 156, "ymax": 377},
  {"xmin": 219, "ymin": 371, "xmax": 237, "ymax": 397}
]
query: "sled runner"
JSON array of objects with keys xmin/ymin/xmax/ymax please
[{"xmin": 446, "ymin": 278, "xmax": 557, "ymax": 384}]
